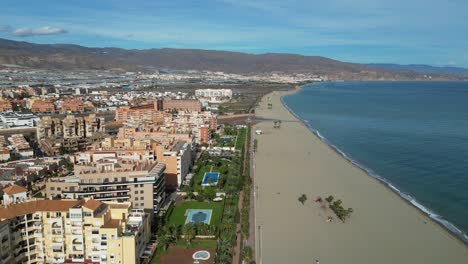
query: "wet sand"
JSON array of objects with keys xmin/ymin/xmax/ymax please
[{"xmin": 253, "ymin": 88, "xmax": 468, "ymax": 264}]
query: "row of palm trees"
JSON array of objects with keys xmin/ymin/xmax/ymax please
[
  {"xmin": 215, "ymin": 152, "xmax": 244, "ymax": 264},
  {"xmin": 158, "ymin": 222, "xmax": 217, "ymax": 249}
]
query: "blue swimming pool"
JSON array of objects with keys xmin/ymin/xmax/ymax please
[
  {"xmin": 201, "ymin": 172, "xmax": 219, "ymax": 186},
  {"xmin": 185, "ymin": 209, "xmax": 213, "ymax": 224}
]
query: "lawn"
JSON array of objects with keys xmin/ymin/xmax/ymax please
[
  {"xmin": 191, "ymin": 164, "xmax": 212, "ymax": 187},
  {"xmin": 235, "ymin": 128, "xmax": 247, "ymax": 150},
  {"xmin": 167, "ymin": 201, "xmax": 223, "ymax": 227}
]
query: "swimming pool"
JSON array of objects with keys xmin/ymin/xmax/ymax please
[
  {"xmin": 201, "ymin": 172, "xmax": 219, "ymax": 186},
  {"xmin": 185, "ymin": 209, "xmax": 213, "ymax": 224}
]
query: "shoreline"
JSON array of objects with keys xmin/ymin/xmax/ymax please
[
  {"xmin": 253, "ymin": 85, "xmax": 468, "ymax": 263},
  {"xmin": 280, "ymin": 84, "xmax": 468, "ymax": 245}
]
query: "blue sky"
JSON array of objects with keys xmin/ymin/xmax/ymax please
[{"xmin": 1, "ymin": 0, "xmax": 467, "ymax": 67}]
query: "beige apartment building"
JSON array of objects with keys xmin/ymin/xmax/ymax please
[
  {"xmin": 162, "ymin": 99, "xmax": 202, "ymax": 112},
  {"xmin": 37, "ymin": 114, "xmax": 106, "ymax": 155},
  {"xmin": 0, "ymin": 199, "xmax": 150, "ymax": 264},
  {"xmin": 155, "ymin": 140, "xmax": 192, "ymax": 190},
  {"xmin": 37, "ymin": 114, "xmax": 105, "ymax": 141},
  {"xmin": 77, "ymin": 137, "xmax": 159, "ymax": 162},
  {"xmin": 45, "ymin": 159, "xmax": 167, "ymax": 213}
]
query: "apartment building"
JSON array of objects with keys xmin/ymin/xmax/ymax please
[
  {"xmin": 45, "ymin": 159, "xmax": 167, "ymax": 213},
  {"xmin": 8, "ymin": 134, "xmax": 33, "ymax": 158},
  {"xmin": 2, "ymin": 184, "xmax": 28, "ymax": 206},
  {"xmin": 162, "ymin": 99, "xmax": 202, "ymax": 112},
  {"xmin": 199, "ymin": 126, "xmax": 210, "ymax": 144},
  {"xmin": 0, "ymin": 112, "xmax": 40, "ymax": 128},
  {"xmin": 0, "ymin": 137, "xmax": 10, "ymax": 161},
  {"xmin": 80, "ymin": 138, "xmax": 158, "ymax": 162},
  {"xmin": 0, "ymin": 199, "xmax": 150, "ymax": 264},
  {"xmin": 155, "ymin": 140, "xmax": 192, "ymax": 189},
  {"xmin": 195, "ymin": 88, "xmax": 232, "ymax": 98},
  {"xmin": 37, "ymin": 114, "xmax": 105, "ymax": 141},
  {"xmin": 37, "ymin": 114, "xmax": 105, "ymax": 155},
  {"xmin": 117, "ymin": 127, "xmax": 193, "ymax": 145},
  {"xmin": 0, "ymin": 99, "xmax": 12, "ymax": 112},
  {"xmin": 114, "ymin": 102, "xmax": 168, "ymax": 124},
  {"xmin": 60, "ymin": 99, "xmax": 85, "ymax": 113},
  {"xmin": 31, "ymin": 99, "xmax": 56, "ymax": 114}
]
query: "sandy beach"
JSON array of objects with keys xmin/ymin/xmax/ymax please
[{"xmin": 253, "ymin": 88, "xmax": 468, "ymax": 264}]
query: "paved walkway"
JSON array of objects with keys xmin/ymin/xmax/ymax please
[{"xmin": 232, "ymin": 190, "xmax": 244, "ymax": 264}]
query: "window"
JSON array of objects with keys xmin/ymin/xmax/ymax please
[
  {"xmin": 114, "ymin": 177, "xmax": 118, "ymax": 182},
  {"xmin": 133, "ymin": 178, "xmax": 137, "ymax": 183},
  {"xmin": 135, "ymin": 197, "xmax": 139, "ymax": 200},
  {"xmin": 50, "ymin": 187, "xmax": 55, "ymax": 191},
  {"xmin": 134, "ymin": 191, "xmax": 138, "ymax": 194},
  {"xmin": 140, "ymin": 190, "xmax": 144, "ymax": 194},
  {"xmin": 57, "ymin": 187, "xmax": 61, "ymax": 191},
  {"xmin": 121, "ymin": 177, "xmax": 126, "ymax": 182},
  {"xmin": 140, "ymin": 184, "xmax": 144, "ymax": 187}
]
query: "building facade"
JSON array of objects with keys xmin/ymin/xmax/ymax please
[
  {"xmin": 0, "ymin": 199, "xmax": 150, "ymax": 264},
  {"xmin": 45, "ymin": 159, "xmax": 167, "ymax": 213},
  {"xmin": 162, "ymin": 99, "xmax": 202, "ymax": 112}
]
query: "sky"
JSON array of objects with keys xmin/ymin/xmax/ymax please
[{"xmin": 1, "ymin": 0, "xmax": 468, "ymax": 67}]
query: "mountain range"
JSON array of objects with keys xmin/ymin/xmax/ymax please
[
  {"xmin": 0, "ymin": 38, "xmax": 466, "ymax": 80},
  {"xmin": 366, "ymin": 63, "xmax": 468, "ymax": 78}
]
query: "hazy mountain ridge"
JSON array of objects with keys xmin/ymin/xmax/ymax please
[
  {"xmin": 0, "ymin": 38, "xmax": 463, "ymax": 80},
  {"xmin": 367, "ymin": 63, "xmax": 468, "ymax": 77}
]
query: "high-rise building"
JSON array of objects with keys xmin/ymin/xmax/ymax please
[
  {"xmin": 45, "ymin": 159, "xmax": 167, "ymax": 213},
  {"xmin": 0, "ymin": 199, "xmax": 150, "ymax": 264}
]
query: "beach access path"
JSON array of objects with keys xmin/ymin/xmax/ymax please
[{"xmin": 253, "ymin": 88, "xmax": 468, "ymax": 264}]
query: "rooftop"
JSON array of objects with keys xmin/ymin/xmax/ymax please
[
  {"xmin": 0, "ymin": 200, "xmax": 82, "ymax": 219},
  {"xmin": 2, "ymin": 184, "xmax": 27, "ymax": 195}
]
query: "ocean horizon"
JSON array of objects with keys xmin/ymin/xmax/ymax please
[{"xmin": 283, "ymin": 81, "xmax": 468, "ymax": 243}]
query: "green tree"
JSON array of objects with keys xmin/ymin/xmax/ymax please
[
  {"xmin": 204, "ymin": 187, "xmax": 216, "ymax": 201},
  {"xmin": 325, "ymin": 195, "xmax": 334, "ymax": 204},
  {"xmin": 298, "ymin": 194, "xmax": 307, "ymax": 205},
  {"xmin": 181, "ymin": 223, "xmax": 196, "ymax": 248},
  {"xmin": 242, "ymin": 246, "xmax": 254, "ymax": 263}
]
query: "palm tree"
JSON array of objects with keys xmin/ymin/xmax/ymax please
[
  {"xmin": 242, "ymin": 246, "xmax": 254, "ymax": 263},
  {"xmin": 298, "ymin": 194, "xmax": 308, "ymax": 205},
  {"xmin": 182, "ymin": 223, "xmax": 196, "ymax": 248},
  {"xmin": 325, "ymin": 195, "xmax": 334, "ymax": 204}
]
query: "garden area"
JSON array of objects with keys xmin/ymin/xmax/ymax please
[
  {"xmin": 151, "ymin": 239, "xmax": 217, "ymax": 264},
  {"xmin": 166, "ymin": 201, "xmax": 223, "ymax": 227},
  {"xmin": 152, "ymin": 124, "xmax": 250, "ymax": 264}
]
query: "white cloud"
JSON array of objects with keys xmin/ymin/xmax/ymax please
[{"xmin": 13, "ymin": 26, "xmax": 68, "ymax": 37}]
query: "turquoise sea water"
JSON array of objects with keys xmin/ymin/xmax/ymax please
[{"xmin": 283, "ymin": 81, "xmax": 468, "ymax": 242}]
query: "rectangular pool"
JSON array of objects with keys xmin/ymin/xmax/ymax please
[
  {"xmin": 201, "ymin": 172, "xmax": 220, "ymax": 186},
  {"xmin": 185, "ymin": 209, "xmax": 213, "ymax": 225}
]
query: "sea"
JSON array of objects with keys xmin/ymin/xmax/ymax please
[{"xmin": 283, "ymin": 81, "xmax": 468, "ymax": 243}]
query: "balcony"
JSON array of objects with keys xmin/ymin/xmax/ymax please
[
  {"xmin": 51, "ymin": 230, "xmax": 62, "ymax": 236},
  {"xmin": 52, "ymin": 238, "xmax": 63, "ymax": 243},
  {"xmin": 72, "ymin": 238, "xmax": 83, "ymax": 245},
  {"xmin": 52, "ymin": 256, "xmax": 64, "ymax": 263},
  {"xmin": 51, "ymin": 222, "xmax": 62, "ymax": 228},
  {"xmin": 72, "ymin": 245, "xmax": 84, "ymax": 251}
]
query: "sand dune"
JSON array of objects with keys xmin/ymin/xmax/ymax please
[{"xmin": 253, "ymin": 88, "xmax": 468, "ymax": 264}]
